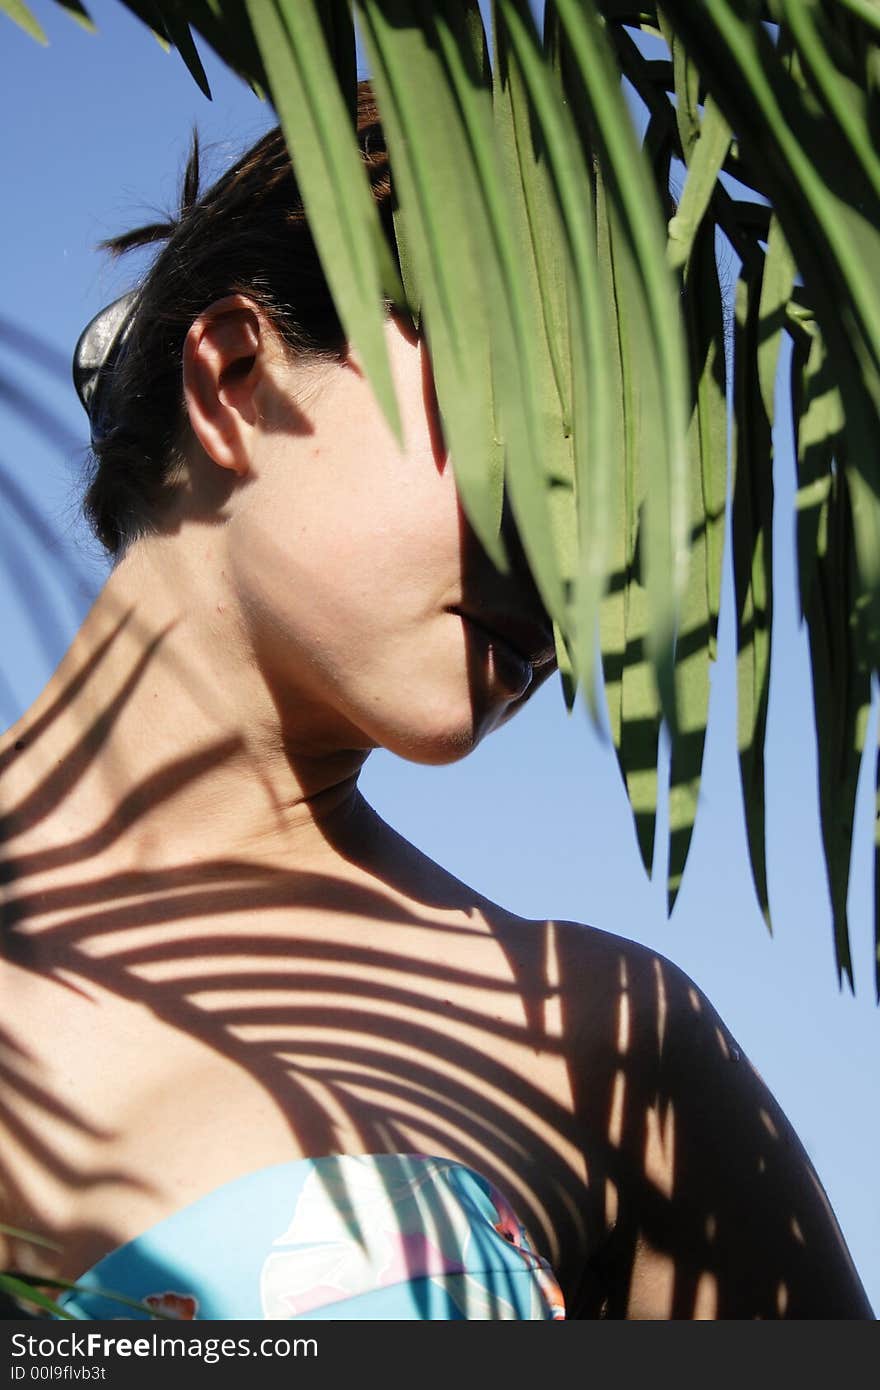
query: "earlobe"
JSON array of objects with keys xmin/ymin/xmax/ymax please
[{"xmin": 182, "ymin": 296, "xmax": 264, "ymax": 476}]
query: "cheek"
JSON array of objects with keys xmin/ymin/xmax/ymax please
[{"xmin": 227, "ymin": 458, "xmax": 463, "ymax": 678}]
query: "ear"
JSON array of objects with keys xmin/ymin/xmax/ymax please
[{"xmin": 182, "ymin": 295, "xmax": 266, "ymax": 476}]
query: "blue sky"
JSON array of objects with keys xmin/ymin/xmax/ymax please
[{"xmin": 2, "ymin": 0, "xmax": 878, "ymax": 1313}]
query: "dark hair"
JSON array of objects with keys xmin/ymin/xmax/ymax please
[{"xmin": 83, "ymin": 82, "xmax": 395, "ymax": 558}]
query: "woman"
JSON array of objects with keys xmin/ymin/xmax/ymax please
[{"xmin": 0, "ymin": 84, "xmax": 872, "ymax": 1321}]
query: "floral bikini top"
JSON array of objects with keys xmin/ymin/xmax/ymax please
[{"xmin": 55, "ymin": 1153, "xmax": 565, "ymax": 1321}]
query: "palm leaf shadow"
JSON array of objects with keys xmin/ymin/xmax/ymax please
[{"xmin": 0, "ymin": 599, "xmax": 855, "ymax": 1318}]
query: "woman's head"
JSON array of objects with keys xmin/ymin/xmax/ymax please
[{"xmin": 77, "ymin": 82, "xmax": 555, "ymax": 766}]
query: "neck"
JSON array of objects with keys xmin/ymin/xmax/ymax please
[{"xmin": 2, "ymin": 534, "xmax": 376, "ymax": 880}]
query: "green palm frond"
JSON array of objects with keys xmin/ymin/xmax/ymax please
[
  {"xmin": 10, "ymin": 0, "xmax": 880, "ymax": 995},
  {"xmin": 0, "ymin": 1268, "xmax": 181, "ymax": 1318},
  {"xmin": 0, "ymin": 1226, "xmax": 176, "ymax": 1319},
  {"xmin": 2, "ymin": 0, "xmax": 47, "ymax": 42}
]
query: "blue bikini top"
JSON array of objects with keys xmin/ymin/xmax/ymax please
[{"xmin": 55, "ymin": 1153, "xmax": 565, "ymax": 1320}]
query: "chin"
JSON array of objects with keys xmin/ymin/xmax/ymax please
[
  {"xmin": 376, "ymin": 701, "xmax": 495, "ymax": 767},
  {"xmin": 405, "ymin": 739, "xmax": 482, "ymax": 768},
  {"xmin": 380, "ymin": 728, "xmax": 480, "ymax": 768}
]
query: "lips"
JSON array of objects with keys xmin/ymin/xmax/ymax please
[{"xmin": 449, "ymin": 605, "xmax": 556, "ymax": 670}]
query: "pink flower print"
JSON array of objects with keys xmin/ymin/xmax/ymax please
[
  {"xmin": 143, "ymin": 1291, "xmax": 199, "ymax": 1320},
  {"xmin": 484, "ymin": 1179, "xmax": 566, "ymax": 1320},
  {"xmin": 259, "ymin": 1155, "xmax": 565, "ymax": 1320},
  {"xmin": 260, "ymin": 1155, "xmax": 474, "ymax": 1319}
]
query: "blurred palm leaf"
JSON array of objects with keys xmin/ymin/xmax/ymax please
[
  {"xmin": 0, "ymin": 1224, "xmax": 177, "ymax": 1318},
  {"xmin": 6, "ymin": 0, "xmax": 880, "ymax": 995}
]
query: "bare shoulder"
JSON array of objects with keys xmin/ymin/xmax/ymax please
[
  {"xmin": 499, "ymin": 913, "xmax": 693, "ymax": 1058},
  {"xmin": 539, "ymin": 918, "xmax": 874, "ymax": 1319}
]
